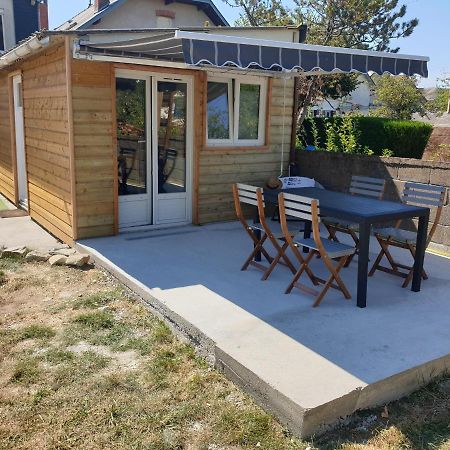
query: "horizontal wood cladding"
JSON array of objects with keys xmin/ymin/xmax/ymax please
[
  {"xmin": 21, "ymin": 43, "xmax": 73, "ymax": 243},
  {"xmin": 72, "ymin": 59, "xmax": 116, "ymax": 239},
  {"xmin": 198, "ymin": 77, "xmax": 294, "ymax": 223},
  {"xmin": 0, "ymin": 74, "xmax": 15, "ymax": 203}
]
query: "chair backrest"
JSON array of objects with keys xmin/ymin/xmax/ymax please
[
  {"xmin": 402, "ymin": 182, "xmax": 446, "ymax": 208},
  {"xmin": 278, "ymin": 192, "xmax": 322, "ymax": 246},
  {"xmin": 349, "ymin": 175, "xmax": 386, "ymax": 199},
  {"xmin": 232, "ymin": 183, "xmax": 263, "ymax": 224},
  {"xmin": 402, "ymin": 182, "xmax": 447, "ymax": 244}
]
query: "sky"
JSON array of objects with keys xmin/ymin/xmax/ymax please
[{"xmin": 49, "ymin": 0, "xmax": 449, "ymax": 87}]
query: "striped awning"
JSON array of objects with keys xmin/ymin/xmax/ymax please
[{"xmin": 76, "ymin": 30, "xmax": 429, "ymax": 77}]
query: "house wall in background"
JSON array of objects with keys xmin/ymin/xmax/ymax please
[
  {"xmin": 0, "ymin": 0, "xmax": 16, "ymax": 51},
  {"xmin": 90, "ymin": 0, "xmax": 211, "ymax": 28}
]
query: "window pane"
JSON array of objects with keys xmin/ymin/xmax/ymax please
[
  {"xmin": 207, "ymin": 82, "xmax": 230, "ymax": 140},
  {"xmin": 157, "ymin": 81, "xmax": 187, "ymax": 194},
  {"xmin": 238, "ymin": 84, "xmax": 260, "ymax": 140},
  {"xmin": 116, "ymin": 78, "xmax": 147, "ymax": 196}
]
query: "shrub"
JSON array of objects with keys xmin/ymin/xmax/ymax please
[{"xmin": 301, "ymin": 116, "xmax": 433, "ymax": 159}]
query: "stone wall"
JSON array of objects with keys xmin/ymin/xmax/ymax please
[{"xmin": 296, "ymin": 151, "xmax": 450, "ymax": 248}]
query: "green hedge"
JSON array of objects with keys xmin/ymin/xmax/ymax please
[{"xmin": 300, "ymin": 117, "xmax": 433, "ymax": 159}]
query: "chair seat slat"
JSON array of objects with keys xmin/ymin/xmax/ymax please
[
  {"xmin": 282, "ymin": 200, "xmax": 312, "ymax": 212},
  {"xmin": 405, "ymin": 182, "xmax": 445, "ymax": 193},
  {"xmin": 401, "ymin": 196, "xmax": 441, "ymax": 207},
  {"xmin": 349, "ymin": 187, "xmax": 381, "ymax": 198},
  {"xmin": 284, "ymin": 208, "xmax": 313, "ymax": 221},
  {"xmin": 236, "ymin": 183, "xmax": 259, "ymax": 192},
  {"xmin": 403, "ymin": 190, "xmax": 443, "ymax": 201},
  {"xmin": 282, "ymin": 192, "xmax": 316, "ymax": 205},
  {"xmin": 351, "ymin": 181, "xmax": 385, "ymax": 192}
]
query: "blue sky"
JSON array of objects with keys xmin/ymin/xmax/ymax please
[{"xmin": 49, "ymin": 0, "xmax": 448, "ymax": 87}]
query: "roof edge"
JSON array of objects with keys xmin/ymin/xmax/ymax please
[{"xmin": 0, "ymin": 32, "xmax": 53, "ymax": 70}]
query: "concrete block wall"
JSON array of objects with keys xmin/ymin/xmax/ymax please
[{"xmin": 296, "ymin": 151, "xmax": 450, "ymax": 248}]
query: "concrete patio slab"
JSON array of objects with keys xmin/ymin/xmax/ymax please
[
  {"xmin": 78, "ymin": 222, "xmax": 450, "ymax": 437},
  {"xmin": 0, "ymin": 216, "xmax": 60, "ymax": 252}
]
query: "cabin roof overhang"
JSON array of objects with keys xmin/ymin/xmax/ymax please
[{"xmin": 0, "ymin": 29, "xmax": 430, "ymax": 79}]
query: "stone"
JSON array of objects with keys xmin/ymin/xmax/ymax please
[
  {"xmin": 49, "ymin": 255, "xmax": 67, "ymax": 266},
  {"xmin": 51, "ymin": 244, "xmax": 70, "ymax": 251},
  {"xmin": 2, "ymin": 246, "xmax": 28, "ymax": 258},
  {"xmin": 25, "ymin": 251, "xmax": 50, "ymax": 262},
  {"xmin": 50, "ymin": 248, "xmax": 77, "ymax": 257},
  {"xmin": 66, "ymin": 254, "xmax": 90, "ymax": 267}
]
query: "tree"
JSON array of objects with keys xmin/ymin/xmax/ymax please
[
  {"xmin": 372, "ymin": 74, "xmax": 426, "ymax": 120},
  {"xmin": 426, "ymin": 76, "xmax": 450, "ymax": 116},
  {"xmin": 223, "ymin": 0, "xmax": 419, "ymax": 143}
]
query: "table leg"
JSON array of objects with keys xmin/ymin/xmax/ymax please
[
  {"xmin": 357, "ymin": 222, "xmax": 370, "ymax": 308},
  {"xmin": 412, "ymin": 212, "xmax": 429, "ymax": 292},
  {"xmin": 303, "ymin": 220, "xmax": 311, "ymax": 253}
]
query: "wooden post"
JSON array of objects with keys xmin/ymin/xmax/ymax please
[{"xmin": 65, "ymin": 36, "xmax": 78, "ymax": 241}]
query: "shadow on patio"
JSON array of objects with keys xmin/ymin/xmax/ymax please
[{"xmin": 79, "ymin": 221, "xmax": 450, "ymax": 379}]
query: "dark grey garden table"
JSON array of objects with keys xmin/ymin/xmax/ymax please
[{"xmin": 264, "ymin": 187, "xmax": 430, "ymax": 308}]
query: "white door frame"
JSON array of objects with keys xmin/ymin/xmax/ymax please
[
  {"xmin": 12, "ymin": 74, "xmax": 28, "ymax": 210},
  {"xmin": 116, "ymin": 71, "xmax": 152, "ymax": 228},
  {"xmin": 151, "ymin": 74, "xmax": 194, "ymax": 226},
  {"xmin": 115, "ymin": 68, "xmax": 194, "ymax": 231}
]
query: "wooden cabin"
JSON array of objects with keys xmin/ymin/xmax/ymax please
[{"xmin": 0, "ymin": 29, "xmax": 428, "ymax": 244}]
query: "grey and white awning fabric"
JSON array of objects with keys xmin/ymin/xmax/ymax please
[{"xmin": 75, "ymin": 30, "xmax": 429, "ymax": 77}]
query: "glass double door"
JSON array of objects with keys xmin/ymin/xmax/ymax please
[{"xmin": 116, "ymin": 72, "xmax": 191, "ymax": 229}]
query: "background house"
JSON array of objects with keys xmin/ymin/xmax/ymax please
[
  {"xmin": 56, "ymin": 0, "xmax": 229, "ymax": 31},
  {"xmin": 311, "ymin": 74, "xmax": 376, "ymax": 117},
  {"xmin": 0, "ymin": 0, "xmax": 48, "ymax": 53}
]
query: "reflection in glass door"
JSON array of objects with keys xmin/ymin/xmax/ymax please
[
  {"xmin": 115, "ymin": 72, "xmax": 192, "ymax": 229},
  {"xmin": 116, "ymin": 76, "xmax": 151, "ymax": 228},
  {"xmin": 154, "ymin": 80, "xmax": 191, "ymax": 224}
]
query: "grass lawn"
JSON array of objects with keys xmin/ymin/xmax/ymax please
[{"xmin": 0, "ymin": 256, "xmax": 449, "ymax": 450}]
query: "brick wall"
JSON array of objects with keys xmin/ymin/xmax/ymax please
[{"xmin": 296, "ymin": 151, "xmax": 450, "ymax": 248}]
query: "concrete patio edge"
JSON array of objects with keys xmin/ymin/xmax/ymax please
[{"xmin": 75, "ymin": 241, "xmax": 450, "ymax": 438}]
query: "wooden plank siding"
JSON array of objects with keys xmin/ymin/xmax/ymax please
[
  {"xmin": 71, "ymin": 59, "xmax": 116, "ymax": 239},
  {"xmin": 0, "ymin": 73, "xmax": 15, "ymax": 203},
  {"xmin": 21, "ymin": 43, "xmax": 74, "ymax": 243},
  {"xmin": 197, "ymin": 77, "xmax": 294, "ymax": 223}
]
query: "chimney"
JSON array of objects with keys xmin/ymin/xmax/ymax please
[
  {"xmin": 38, "ymin": 0, "xmax": 49, "ymax": 31},
  {"xmin": 95, "ymin": 0, "xmax": 110, "ymax": 12}
]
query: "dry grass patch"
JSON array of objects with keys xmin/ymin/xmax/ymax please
[{"xmin": 0, "ymin": 257, "xmax": 448, "ymax": 450}]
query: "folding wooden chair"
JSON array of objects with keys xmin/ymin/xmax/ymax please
[
  {"xmin": 232, "ymin": 183, "xmax": 295, "ymax": 279},
  {"xmin": 323, "ymin": 175, "xmax": 386, "ymax": 266},
  {"xmin": 369, "ymin": 182, "xmax": 446, "ymax": 288},
  {"xmin": 279, "ymin": 192, "xmax": 356, "ymax": 307},
  {"xmin": 255, "ymin": 189, "xmax": 297, "ymax": 280}
]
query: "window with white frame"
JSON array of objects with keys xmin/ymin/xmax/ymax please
[{"xmin": 206, "ymin": 75, "xmax": 267, "ymax": 146}]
